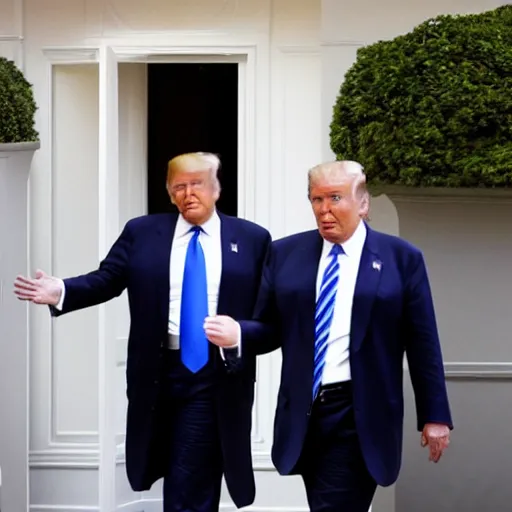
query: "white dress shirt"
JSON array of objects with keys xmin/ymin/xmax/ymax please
[
  {"xmin": 168, "ymin": 211, "xmax": 222, "ymax": 335},
  {"xmin": 316, "ymin": 220, "xmax": 367, "ymax": 384}
]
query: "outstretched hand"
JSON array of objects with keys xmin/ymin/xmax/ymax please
[{"xmin": 13, "ymin": 269, "xmax": 62, "ymax": 306}]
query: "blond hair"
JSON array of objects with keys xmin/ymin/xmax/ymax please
[
  {"xmin": 307, "ymin": 160, "xmax": 370, "ymax": 219},
  {"xmin": 167, "ymin": 152, "xmax": 221, "ymax": 194}
]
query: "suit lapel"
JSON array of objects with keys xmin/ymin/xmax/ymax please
[
  {"xmin": 217, "ymin": 214, "xmax": 244, "ymax": 314},
  {"xmin": 297, "ymin": 232, "xmax": 324, "ymax": 351},
  {"xmin": 350, "ymin": 226, "xmax": 382, "ymax": 353}
]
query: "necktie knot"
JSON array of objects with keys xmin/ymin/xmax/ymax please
[
  {"xmin": 189, "ymin": 225, "xmax": 202, "ymax": 235},
  {"xmin": 329, "ymin": 244, "xmax": 344, "ymax": 257}
]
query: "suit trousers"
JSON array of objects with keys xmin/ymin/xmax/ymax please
[
  {"xmin": 297, "ymin": 382, "xmax": 377, "ymax": 512},
  {"xmin": 161, "ymin": 350, "xmax": 223, "ymax": 512}
]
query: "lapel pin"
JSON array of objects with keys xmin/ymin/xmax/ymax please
[
  {"xmin": 230, "ymin": 243, "xmax": 238, "ymax": 253},
  {"xmin": 372, "ymin": 260, "xmax": 382, "ymax": 272}
]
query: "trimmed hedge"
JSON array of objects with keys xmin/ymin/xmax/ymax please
[
  {"xmin": 0, "ymin": 57, "xmax": 39, "ymax": 143},
  {"xmin": 330, "ymin": 5, "xmax": 512, "ymax": 187}
]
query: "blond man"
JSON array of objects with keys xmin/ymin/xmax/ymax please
[
  {"xmin": 205, "ymin": 161, "xmax": 452, "ymax": 512},
  {"xmin": 15, "ymin": 152, "xmax": 271, "ymax": 512}
]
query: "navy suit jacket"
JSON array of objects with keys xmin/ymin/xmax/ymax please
[
  {"xmin": 51, "ymin": 212, "xmax": 271, "ymax": 508},
  {"xmin": 239, "ymin": 225, "xmax": 453, "ymax": 486}
]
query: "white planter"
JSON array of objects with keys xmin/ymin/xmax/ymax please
[{"xmin": 0, "ymin": 141, "xmax": 39, "ymax": 512}]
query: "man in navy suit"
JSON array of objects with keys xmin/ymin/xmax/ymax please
[
  {"xmin": 205, "ymin": 161, "xmax": 453, "ymax": 511},
  {"xmin": 14, "ymin": 152, "xmax": 271, "ymax": 512}
]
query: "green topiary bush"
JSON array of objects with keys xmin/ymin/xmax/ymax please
[
  {"xmin": 0, "ymin": 57, "xmax": 39, "ymax": 143},
  {"xmin": 330, "ymin": 5, "xmax": 512, "ymax": 187}
]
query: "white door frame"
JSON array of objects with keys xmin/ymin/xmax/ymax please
[
  {"xmin": 40, "ymin": 40, "xmax": 271, "ymax": 511},
  {"xmin": 110, "ymin": 41, "xmax": 271, "ymax": 463},
  {"xmin": 112, "ymin": 44, "xmax": 258, "ymax": 223},
  {"xmin": 43, "ymin": 38, "xmax": 270, "ymax": 227},
  {"xmin": 98, "ymin": 44, "xmax": 120, "ymax": 512}
]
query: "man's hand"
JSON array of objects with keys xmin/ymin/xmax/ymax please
[
  {"xmin": 204, "ymin": 315, "xmax": 240, "ymax": 348},
  {"xmin": 421, "ymin": 423, "xmax": 450, "ymax": 463},
  {"xmin": 13, "ymin": 270, "xmax": 62, "ymax": 306}
]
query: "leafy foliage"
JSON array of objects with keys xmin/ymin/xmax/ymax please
[
  {"xmin": 330, "ymin": 5, "xmax": 512, "ymax": 187},
  {"xmin": 0, "ymin": 57, "xmax": 39, "ymax": 143}
]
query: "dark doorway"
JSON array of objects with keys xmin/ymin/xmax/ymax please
[{"xmin": 147, "ymin": 63, "xmax": 238, "ymax": 216}]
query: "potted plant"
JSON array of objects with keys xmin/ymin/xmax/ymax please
[
  {"xmin": 329, "ymin": 5, "xmax": 512, "ymax": 195},
  {"xmin": 0, "ymin": 56, "xmax": 40, "ymax": 148},
  {"xmin": 0, "ymin": 56, "xmax": 40, "ymax": 204}
]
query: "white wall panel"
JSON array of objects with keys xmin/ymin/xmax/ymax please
[
  {"xmin": 30, "ymin": 467, "xmax": 99, "ymax": 509},
  {"xmin": 117, "ymin": 63, "xmax": 147, "ymax": 232},
  {"xmin": 115, "ymin": 61, "xmax": 147, "ymax": 455},
  {"xmin": 320, "ymin": 43, "xmax": 362, "ymax": 161},
  {"xmin": 49, "ymin": 64, "xmax": 100, "ymax": 444},
  {"xmin": 394, "ymin": 197, "xmax": 512, "ymax": 362},
  {"xmin": 280, "ymin": 49, "xmax": 322, "ymax": 235}
]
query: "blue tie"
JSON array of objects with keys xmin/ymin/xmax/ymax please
[
  {"xmin": 313, "ymin": 244, "xmax": 344, "ymax": 399},
  {"xmin": 180, "ymin": 226, "xmax": 209, "ymax": 373}
]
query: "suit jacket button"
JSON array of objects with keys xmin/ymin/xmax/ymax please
[{"xmin": 154, "ymin": 379, "xmax": 159, "ymax": 384}]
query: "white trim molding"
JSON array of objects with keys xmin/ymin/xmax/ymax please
[
  {"xmin": 30, "ymin": 507, "xmax": 99, "ymax": 512},
  {"xmin": 42, "ymin": 47, "xmax": 99, "ymax": 64},
  {"xmin": 444, "ymin": 362, "xmax": 512, "ymax": 379},
  {"xmin": 320, "ymin": 40, "xmax": 366, "ymax": 47},
  {"xmin": 30, "ymin": 448, "xmax": 99, "ymax": 469}
]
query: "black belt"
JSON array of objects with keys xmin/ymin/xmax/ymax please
[{"xmin": 317, "ymin": 381, "xmax": 352, "ymax": 402}]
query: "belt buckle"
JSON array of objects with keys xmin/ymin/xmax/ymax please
[{"xmin": 167, "ymin": 334, "xmax": 180, "ymax": 350}]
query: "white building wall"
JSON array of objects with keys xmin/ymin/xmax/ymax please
[{"xmin": 0, "ymin": 0, "xmax": 506, "ymax": 510}]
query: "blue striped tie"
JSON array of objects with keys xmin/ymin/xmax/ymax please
[
  {"xmin": 180, "ymin": 226, "xmax": 209, "ymax": 373},
  {"xmin": 313, "ymin": 244, "xmax": 344, "ymax": 399}
]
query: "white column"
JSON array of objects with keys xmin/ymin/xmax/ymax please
[
  {"xmin": 0, "ymin": 142, "xmax": 39, "ymax": 512},
  {"xmin": 29, "ymin": 61, "xmax": 101, "ymax": 511}
]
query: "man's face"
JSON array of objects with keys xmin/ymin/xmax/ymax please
[
  {"xmin": 309, "ymin": 173, "xmax": 364, "ymax": 244},
  {"xmin": 167, "ymin": 169, "xmax": 218, "ymax": 225}
]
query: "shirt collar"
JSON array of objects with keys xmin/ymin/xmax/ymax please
[
  {"xmin": 175, "ymin": 209, "xmax": 220, "ymax": 238},
  {"xmin": 321, "ymin": 220, "xmax": 367, "ymax": 258}
]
